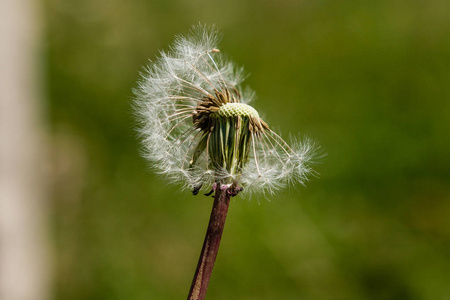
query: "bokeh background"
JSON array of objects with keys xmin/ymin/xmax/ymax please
[{"xmin": 2, "ymin": 0, "xmax": 450, "ymax": 299}]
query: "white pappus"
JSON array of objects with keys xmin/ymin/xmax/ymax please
[{"xmin": 134, "ymin": 25, "xmax": 317, "ymax": 197}]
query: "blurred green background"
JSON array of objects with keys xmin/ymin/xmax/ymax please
[{"xmin": 46, "ymin": 0, "xmax": 450, "ymax": 299}]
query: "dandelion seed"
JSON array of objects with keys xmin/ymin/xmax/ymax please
[{"xmin": 134, "ymin": 25, "xmax": 319, "ymax": 300}]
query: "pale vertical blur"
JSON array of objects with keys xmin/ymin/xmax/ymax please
[{"xmin": 0, "ymin": 0, "xmax": 51, "ymax": 299}]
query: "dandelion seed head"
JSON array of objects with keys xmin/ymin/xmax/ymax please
[{"xmin": 134, "ymin": 25, "xmax": 318, "ymax": 196}]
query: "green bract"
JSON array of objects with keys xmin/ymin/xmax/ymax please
[{"xmin": 190, "ymin": 96, "xmax": 268, "ymax": 192}]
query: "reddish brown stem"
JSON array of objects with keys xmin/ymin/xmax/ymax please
[{"xmin": 187, "ymin": 187, "xmax": 231, "ymax": 300}]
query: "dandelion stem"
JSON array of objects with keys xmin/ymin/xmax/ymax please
[{"xmin": 187, "ymin": 186, "xmax": 231, "ymax": 300}]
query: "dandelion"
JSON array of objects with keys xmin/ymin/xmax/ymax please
[{"xmin": 134, "ymin": 25, "xmax": 317, "ymax": 300}]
